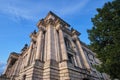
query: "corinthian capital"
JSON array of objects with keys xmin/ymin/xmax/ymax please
[
  {"xmin": 72, "ymin": 35, "xmax": 79, "ymax": 41},
  {"xmin": 37, "ymin": 19, "xmax": 45, "ymax": 28},
  {"xmin": 56, "ymin": 24, "xmax": 61, "ymax": 30},
  {"xmin": 46, "ymin": 18, "xmax": 55, "ymax": 26},
  {"xmin": 71, "ymin": 28, "xmax": 81, "ymax": 36},
  {"xmin": 39, "ymin": 26, "xmax": 46, "ymax": 32}
]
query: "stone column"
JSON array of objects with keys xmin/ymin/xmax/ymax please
[
  {"xmin": 35, "ymin": 27, "xmax": 44, "ymax": 61},
  {"xmin": 75, "ymin": 36, "xmax": 90, "ymax": 70},
  {"xmin": 11, "ymin": 59, "xmax": 19, "ymax": 79},
  {"xmin": 46, "ymin": 24, "xmax": 56, "ymax": 60},
  {"xmin": 71, "ymin": 40, "xmax": 83, "ymax": 68},
  {"xmin": 26, "ymin": 42, "xmax": 33, "ymax": 66},
  {"xmin": 54, "ymin": 29, "xmax": 60, "ymax": 62},
  {"xmin": 3, "ymin": 58, "xmax": 12, "ymax": 74},
  {"xmin": 57, "ymin": 24, "xmax": 68, "ymax": 61}
]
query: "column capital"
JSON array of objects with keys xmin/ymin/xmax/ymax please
[
  {"xmin": 37, "ymin": 19, "xmax": 45, "ymax": 28},
  {"xmin": 56, "ymin": 23, "xmax": 62, "ymax": 31},
  {"xmin": 71, "ymin": 28, "xmax": 81, "ymax": 36},
  {"xmin": 39, "ymin": 26, "xmax": 46, "ymax": 32},
  {"xmin": 45, "ymin": 18, "xmax": 55, "ymax": 26},
  {"xmin": 72, "ymin": 35, "xmax": 79, "ymax": 41}
]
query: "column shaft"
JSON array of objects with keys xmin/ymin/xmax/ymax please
[
  {"xmin": 3, "ymin": 58, "xmax": 11, "ymax": 74},
  {"xmin": 26, "ymin": 42, "xmax": 33, "ymax": 66},
  {"xmin": 71, "ymin": 40, "xmax": 83, "ymax": 68},
  {"xmin": 58, "ymin": 29, "xmax": 68, "ymax": 61},
  {"xmin": 35, "ymin": 30, "xmax": 43, "ymax": 60},
  {"xmin": 55, "ymin": 30, "xmax": 60, "ymax": 62},
  {"xmin": 76, "ymin": 39, "xmax": 90, "ymax": 70},
  {"xmin": 46, "ymin": 25, "xmax": 56, "ymax": 60}
]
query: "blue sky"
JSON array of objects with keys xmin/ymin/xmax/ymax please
[{"xmin": 0, "ymin": 0, "xmax": 112, "ymax": 74}]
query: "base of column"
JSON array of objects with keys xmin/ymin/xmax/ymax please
[{"xmin": 43, "ymin": 59, "xmax": 59, "ymax": 80}]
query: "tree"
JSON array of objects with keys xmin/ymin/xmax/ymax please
[{"xmin": 87, "ymin": 0, "xmax": 120, "ymax": 79}]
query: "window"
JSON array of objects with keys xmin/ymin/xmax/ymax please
[
  {"xmin": 68, "ymin": 53, "xmax": 74, "ymax": 64},
  {"xmin": 64, "ymin": 37, "xmax": 72, "ymax": 49}
]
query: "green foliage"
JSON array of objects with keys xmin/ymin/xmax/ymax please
[{"xmin": 87, "ymin": 0, "xmax": 120, "ymax": 79}]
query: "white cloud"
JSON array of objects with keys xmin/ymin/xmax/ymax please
[
  {"xmin": 0, "ymin": 4, "xmax": 37, "ymax": 21},
  {"xmin": 59, "ymin": 0, "xmax": 90, "ymax": 16},
  {"xmin": 0, "ymin": 0, "xmax": 91, "ymax": 22}
]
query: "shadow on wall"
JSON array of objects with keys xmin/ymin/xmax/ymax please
[{"xmin": 83, "ymin": 78, "xmax": 90, "ymax": 80}]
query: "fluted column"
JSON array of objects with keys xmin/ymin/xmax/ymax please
[
  {"xmin": 35, "ymin": 27, "xmax": 44, "ymax": 61},
  {"xmin": 75, "ymin": 36, "xmax": 90, "ymax": 70},
  {"xmin": 57, "ymin": 24, "xmax": 68, "ymax": 61}
]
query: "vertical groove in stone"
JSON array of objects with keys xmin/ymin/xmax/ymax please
[
  {"xmin": 44, "ymin": 31, "xmax": 48, "ymax": 61},
  {"xmin": 55, "ymin": 30, "xmax": 60, "ymax": 62},
  {"xmin": 41, "ymin": 32, "xmax": 45, "ymax": 61}
]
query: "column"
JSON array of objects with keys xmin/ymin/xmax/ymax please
[
  {"xmin": 71, "ymin": 40, "xmax": 83, "ymax": 68},
  {"xmin": 75, "ymin": 36, "xmax": 90, "ymax": 70},
  {"xmin": 57, "ymin": 24, "xmax": 68, "ymax": 61},
  {"xmin": 46, "ymin": 24, "xmax": 56, "ymax": 60},
  {"xmin": 55, "ymin": 30, "xmax": 60, "ymax": 62},
  {"xmin": 12, "ymin": 59, "xmax": 19, "ymax": 79},
  {"xmin": 26, "ymin": 41, "xmax": 33, "ymax": 66},
  {"xmin": 35, "ymin": 27, "xmax": 44, "ymax": 61},
  {"xmin": 3, "ymin": 58, "xmax": 12, "ymax": 74}
]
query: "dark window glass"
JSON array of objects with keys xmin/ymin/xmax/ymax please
[
  {"xmin": 64, "ymin": 37, "xmax": 71, "ymax": 49},
  {"xmin": 68, "ymin": 53, "xmax": 73, "ymax": 64}
]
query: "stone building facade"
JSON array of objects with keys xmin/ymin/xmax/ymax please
[{"xmin": 3, "ymin": 11, "xmax": 109, "ymax": 80}]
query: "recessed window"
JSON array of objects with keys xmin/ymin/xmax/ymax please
[
  {"xmin": 68, "ymin": 53, "xmax": 74, "ymax": 64},
  {"xmin": 64, "ymin": 37, "xmax": 72, "ymax": 49}
]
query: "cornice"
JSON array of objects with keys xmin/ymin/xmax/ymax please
[{"xmin": 71, "ymin": 28, "xmax": 81, "ymax": 36}]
